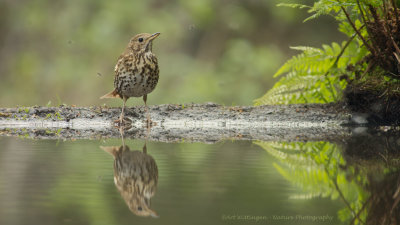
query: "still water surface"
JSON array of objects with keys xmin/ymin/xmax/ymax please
[{"xmin": 0, "ymin": 135, "xmax": 398, "ymax": 225}]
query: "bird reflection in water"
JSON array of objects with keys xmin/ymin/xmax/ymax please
[{"xmin": 101, "ymin": 135, "xmax": 158, "ymax": 218}]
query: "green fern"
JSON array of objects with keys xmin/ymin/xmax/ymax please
[
  {"xmin": 255, "ymin": 0, "xmax": 380, "ymax": 105},
  {"xmin": 255, "ymin": 42, "xmax": 351, "ymax": 105}
]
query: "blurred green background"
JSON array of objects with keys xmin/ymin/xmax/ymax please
[{"xmin": 0, "ymin": 0, "xmax": 344, "ymax": 107}]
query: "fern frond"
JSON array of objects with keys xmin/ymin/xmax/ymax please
[
  {"xmin": 255, "ymin": 73, "xmax": 335, "ymax": 105},
  {"xmin": 276, "ymin": 3, "xmax": 310, "ymax": 9},
  {"xmin": 289, "ymin": 46, "xmax": 322, "ymax": 54},
  {"xmin": 304, "ymin": 0, "xmax": 356, "ymax": 22},
  {"xmin": 274, "ymin": 44, "xmax": 336, "ymax": 78},
  {"xmin": 255, "ymin": 41, "xmax": 357, "ymax": 105}
]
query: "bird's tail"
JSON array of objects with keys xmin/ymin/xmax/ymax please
[
  {"xmin": 100, "ymin": 89, "xmax": 120, "ymax": 99},
  {"xmin": 100, "ymin": 146, "xmax": 119, "ymax": 157}
]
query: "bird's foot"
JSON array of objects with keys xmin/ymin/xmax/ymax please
[
  {"xmin": 114, "ymin": 117, "xmax": 132, "ymax": 128},
  {"xmin": 143, "ymin": 118, "xmax": 156, "ymax": 129}
]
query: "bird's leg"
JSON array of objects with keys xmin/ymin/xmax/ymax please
[
  {"xmin": 119, "ymin": 126, "xmax": 127, "ymax": 150},
  {"xmin": 120, "ymin": 96, "xmax": 127, "ymax": 124},
  {"xmin": 143, "ymin": 122, "xmax": 149, "ymax": 152},
  {"xmin": 116, "ymin": 96, "xmax": 127, "ymax": 126},
  {"xmin": 142, "ymin": 142, "xmax": 147, "ymax": 154},
  {"xmin": 143, "ymin": 95, "xmax": 151, "ymax": 128},
  {"xmin": 143, "ymin": 94, "xmax": 148, "ymax": 113}
]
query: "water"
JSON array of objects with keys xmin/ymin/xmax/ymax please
[{"xmin": 0, "ymin": 135, "xmax": 399, "ymax": 225}]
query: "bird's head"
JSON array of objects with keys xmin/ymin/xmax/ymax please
[
  {"xmin": 128, "ymin": 196, "xmax": 159, "ymax": 218},
  {"xmin": 128, "ymin": 32, "xmax": 160, "ymax": 53}
]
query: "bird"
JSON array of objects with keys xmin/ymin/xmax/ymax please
[
  {"xmin": 101, "ymin": 143, "xmax": 159, "ymax": 217},
  {"xmin": 100, "ymin": 32, "xmax": 160, "ymax": 126}
]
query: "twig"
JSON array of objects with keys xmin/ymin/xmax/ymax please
[
  {"xmin": 369, "ymin": 5, "xmax": 389, "ymax": 38},
  {"xmin": 357, "ymin": 0, "xmax": 369, "ymax": 26},
  {"xmin": 341, "ymin": 6, "xmax": 376, "ymax": 57},
  {"xmin": 391, "ymin": 180, "xmax": 400, "ymax": 216},
  {"xmin": 382, "ymin": 0, "xmax": 388, "ymax": 20},
  {"xmin": 394, "ymin": 52, "xmax": 400, "ymax": 64},
  {"xmin": 363, "ymin": 2, "xmax": 373, "ymax": 23},
  {"xmin": 328, "ymin": 167, "xmax": 366, "ymax": 224},
  {"xmin": 383, "ymin": 20, "xmax": 400, "ymax": 54},
  {"xmin": 324, "ymin": 31, "xmax": 360, "ymax": 77},
  {"xmin": 391, "ymin": 0, "xmax": 400, "ymax": 29},
  {"xmin": 384, "ymin": 0, "xmax": 395, "ymax": 32},
  {"xmin": 350, "ymin": 196, "xmax": 372, "ymax": 225},
  {"xmin": 361, "ymin": 60, "xmax": 376, "ymax": 78},
  {"xmin": 368, "ymin": 4, "xmax": 397, "ymax": 71},
  {"xmin": 380, "ymin": 10, "xmax": 400, "ymax": 68},
  {"xmin": 393, "ymin": 176, "xmax": 400, "ymax": 198}
]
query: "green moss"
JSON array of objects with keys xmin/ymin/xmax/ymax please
[
  {"xmin": 17, "ymin": 107, "xmax": 30, "ymax": 114},
  {"xmin": 54, "ymin": 112, "xmax": 62, "ymax": 120},
  {"xmin": 45, "ymin": 113, "xmax": 52, "ymax": 119},
  {"xmin": 44, "ymin": 112, "xmax": 63, "ymax": 120}
]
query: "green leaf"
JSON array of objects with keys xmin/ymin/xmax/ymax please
[
  {"xmin": 255, "ymin": 41, "xmax": 354, "ymax": 105},
  {"xmin": 276, "ymin": 3, "xmax": 310, "ymax": 9}
]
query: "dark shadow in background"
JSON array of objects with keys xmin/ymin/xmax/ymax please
[{"xmin": 342, "ymin": 130, "xmax": 400, "ymax": 224}]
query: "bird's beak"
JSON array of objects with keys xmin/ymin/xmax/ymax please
[
  {"xmin": 149, "ymin": 32, "xmax": 160, "ymax": 41},
  {"xmin": 149, "ymin": 209, "xmax": 159, "ymax": 218}
]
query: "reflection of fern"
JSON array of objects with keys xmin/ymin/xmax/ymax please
[
  {"xmin": 255, "ymin": 141, "xmax": 368, "ymax": 224},
  {"xmin": 257, "ymin": 142, "xmax": 340, "ymax": 196}
]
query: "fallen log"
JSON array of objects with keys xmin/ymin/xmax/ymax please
[{"xmin": 0, "ymin": 103, "xmax": 355, "ymax": 143}]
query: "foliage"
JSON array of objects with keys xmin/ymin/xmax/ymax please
[
  {"xmin": 0, "ymin": 0, "xmax": 343, "ymax": 107},
  {"xmin": 255, "ymin": 0, "xmax": 400, "ymax": 105},
  {"xmin": 255, "ymin": 141, "xmax": 369, "ymax": 224},
  {"xmin": 255, "ymin": 42, "xmax": 359, "ymax": 104}
]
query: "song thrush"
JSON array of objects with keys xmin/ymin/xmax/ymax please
[
  {"xmin": 100, "ymin": 32, "xmax": 160, "ymax": 125},
  {"xmin": 101, "ymin": 143, "xmax": 158, "ymax": 217}
]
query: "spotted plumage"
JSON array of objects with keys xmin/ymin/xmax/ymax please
[
  {"xmin": 101, "ymin": 33, "xmax": 160, "ymax": 125},
  {"xmin": 101, "ymin": 144, "xmax": 158, "ymax": 217}
]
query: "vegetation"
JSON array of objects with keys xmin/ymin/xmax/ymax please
[
  {"xmin": 255, "ymin": 0, "xmax": 400, "ymax": 105},
  {"xmin": 0, "ymin": 0, "xmax": 343, "ymax": 107},
  {"xmin": 256, "ymin": 140, "xmax": 400, "ymax": 224},
  {"xmin": 256, "ymin": 141, "xmax": 368, "ymax": 224}
]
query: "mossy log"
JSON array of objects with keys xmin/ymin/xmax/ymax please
[{"xmin": 0, "ymin": 103, "xmax": 360, "ymax": 143}]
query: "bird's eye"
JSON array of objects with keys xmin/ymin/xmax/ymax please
[
  {"xmin": 138, "ymin": 207, "xmax": 143, "ymax": 211},
  {"xmin": 138, "ymin": 38, "xmax": 144, "ymax": 43}
]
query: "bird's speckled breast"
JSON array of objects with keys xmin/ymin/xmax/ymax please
[
  {"xmin": 114, "ymin": 150, "xmax": 158, "ymax": 197},
  {"xmin": 114, "ymin": 52, "xmax": 159, "ymax": 98}
]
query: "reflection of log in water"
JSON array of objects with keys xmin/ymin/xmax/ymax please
[
  {"xmin": 102, "ymin": 144, "xmax": 158, "ymax": 217},
  {"xmin": 343, "ymin": 131, "xmax": 400, "ymax": 166}
]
